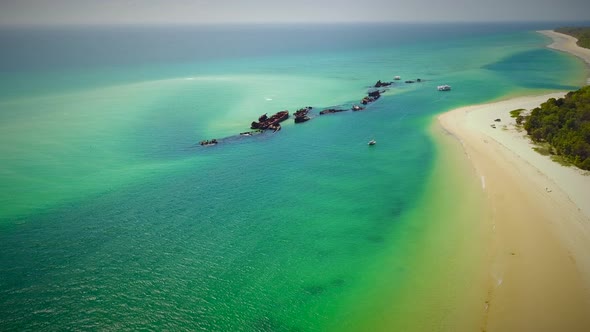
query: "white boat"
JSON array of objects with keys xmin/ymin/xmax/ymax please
[
  {"xmin": 437, "ymin": 84, "xmax": 451, "ymax": 91},
  {"xmin": 368, "ymin": 139, "xmax": 376, "ymax": 146},
  {"xmin": 394, "ymin": 76, "xmax": 401, "ymax": 80}
]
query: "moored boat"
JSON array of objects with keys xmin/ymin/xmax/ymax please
[
  {"xmin": 294, "ymin": 107, "xmax": 312, "ymax": 123},
  {"xmin": 320, "ymin": 108, "xmax": 348, "ymax": 115},
  {"xmin": 437, "ymin": 84, "xmax": 452, "ymax": 91},
  {"xmin": 294, "ymin": 116, "xmax": 310, "ymax": 123},
  {"xmin": 251, "ymin": 110, "xmax": 289, "ymax": 130},
  {"xmin": 200, "ymin": 138, "xmax": 218, "ymax": 146}
]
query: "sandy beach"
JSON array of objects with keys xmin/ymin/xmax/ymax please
[
  {"xmin": 540, "ymin": 30, "xmax": 590, "ymax": 85},
  {"xmin": 438, "ymin": 30, "xmax": 590, "ymax": 331}
]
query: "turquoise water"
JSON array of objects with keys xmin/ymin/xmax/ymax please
[{"xmin": 0, "ymin": 24, "xmax": 585, "ymax": 330}]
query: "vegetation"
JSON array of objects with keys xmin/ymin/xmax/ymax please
[
  {"xmin": 510, "ymin": 109, "xmax": 524, "ymax": 117},
  {"xmin": 555, "ymin": 27, "xmax": 590, "ymax": 49},
  {"xmin": 510, "ymin": 108, "xmax": 526, "ymax": 125},
  {"xmin": 523, "ymin": 86, "xmax": 590, "ymax": 170}
]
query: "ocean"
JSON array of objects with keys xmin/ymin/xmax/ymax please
[{"xmin": 0, "ymin": 23, "xmax": 586, "ymax": 331}]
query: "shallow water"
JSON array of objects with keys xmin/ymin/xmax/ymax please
[{"xmin": 0, "ymin": 23, "xmax": 585, "ymax": 330}]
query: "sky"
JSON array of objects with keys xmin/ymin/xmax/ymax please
[{"xmin": 0, "ymin": 0, "xmax": 589, "ymax": 25}]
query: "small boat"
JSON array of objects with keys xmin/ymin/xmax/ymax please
[
  {"xmin": 200, "ymin": 138, "xmax": 218, "ymax": 146},
  {"xmin": 437, "ymin": 84, "xmax": 452, "ymax": 91},
  {"xmin": 368, "ymin": 139, "xmax": 376, "ymax": 146},
  {"xmin": 394, "ymin": 76, "xmax": 401, "ymax": 80}
]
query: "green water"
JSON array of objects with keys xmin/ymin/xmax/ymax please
[{"xmin": 0, "ymin": 25, "xmax": 586, "ymax": 330}]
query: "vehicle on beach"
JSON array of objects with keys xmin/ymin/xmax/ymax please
[{"xmin": 437, "ymin": 84, "xmax": 452, "ymax": 91}]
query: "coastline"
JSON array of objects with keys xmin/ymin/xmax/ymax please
[
  {"xmin": 539, "ymin": 30, "xmax": 590, "ymax": 85},
  {"xmin": 5, "ymin": 24, "xmax": 590, "ymax": 331},
  {"xmin": 437, "ymin": 30, "xmax": 590, "ymax": 331}
]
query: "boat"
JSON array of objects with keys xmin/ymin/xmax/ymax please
[
  {"xmin": 200, "ymin": 138, "xmax": 218, "ymax": 146},
  {"xmin": 294, "ymin": 116, "xmax": 310, "ymax": 123},
  {"xmin": 294, "ymin": 107, "xmax": 312, "ymax": 123},
  {"xmin": 320, "ymin": 108, "xmax": 348, "ymax": 115},
  {"xmin": 394, "ymin": 76, "xmax": 401, "ymax": 80},
  {"xmin": 239, "ymin": 129, "xmax": 263, "ymax": 136},
  {"xmin": 251, "ymin": 110, "xmax": 289, "ymax": 130},
  {"xmin": 437, "ymin": 84, "xmax": 452, "ymax": 91},
  {"xmin": 368, "ymin": 139, "xmax": 376, "ymax": 146}
]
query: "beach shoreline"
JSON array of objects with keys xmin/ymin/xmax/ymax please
[
  {"xmin": 539, "ymin": 30, "xmax": 590, "ymax": 85},
  {"xmin": 437, "ymin": 30, "xmax": 590, "ymax": 331}
]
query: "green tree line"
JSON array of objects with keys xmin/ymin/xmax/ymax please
[
  {"xmin": 555, "ymin": 27, "xmax": 590, "ymax": 49},
  {"xmin": 523, "ymin": 86, "xmax": 590, "ymax": 170}
]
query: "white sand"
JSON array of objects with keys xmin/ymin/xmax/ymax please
[
  {"xmin": 539, "ymin": 30, "xmax": 590, "ymax": 85},
  {"xmin": 457, "ymin": 93, "xmax": 590, "ymax": 219},
  {"xmin": 437, "ymin": 30, "xmax": 590, "ymax": 331}
]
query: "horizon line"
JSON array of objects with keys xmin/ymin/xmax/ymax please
[{"xmin": 1, "ymin": 19, "xmax": 589, "ymax": 28}]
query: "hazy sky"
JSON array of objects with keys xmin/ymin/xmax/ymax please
[{"xmin": 0, "ymin": 0, "xmax": 589, "ymax": 25}]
